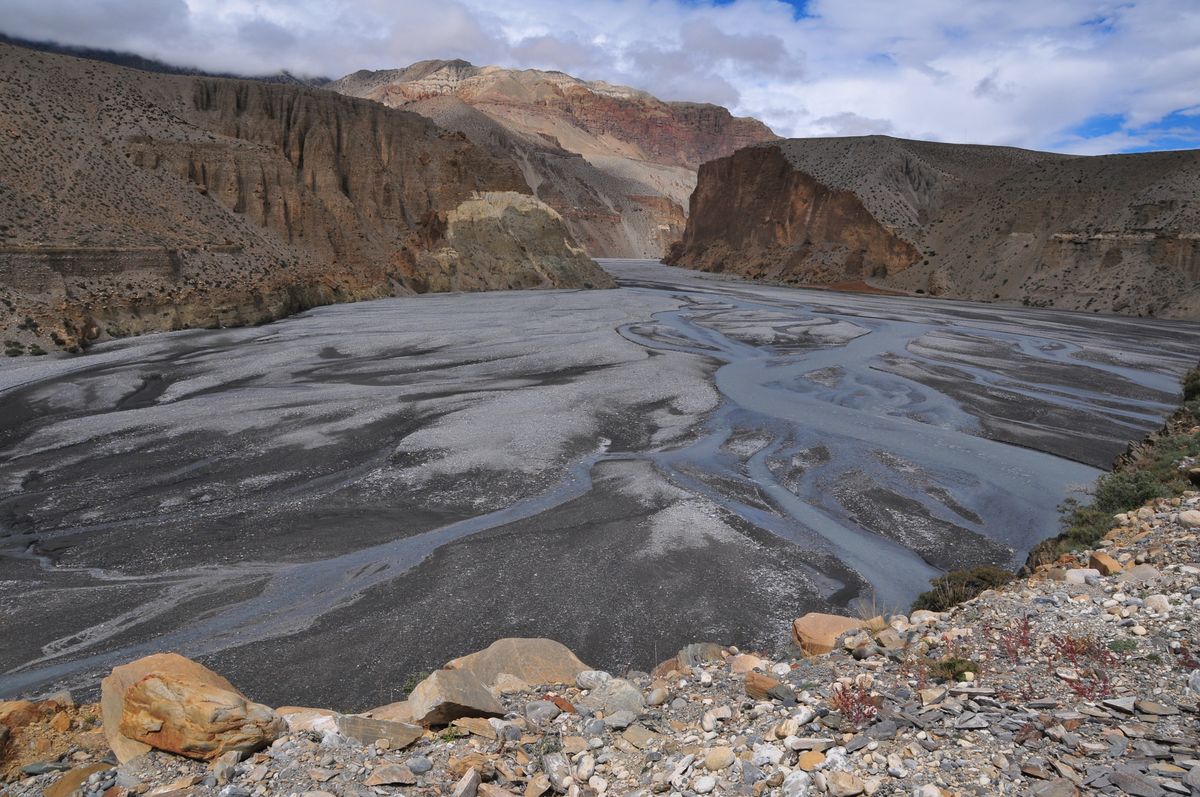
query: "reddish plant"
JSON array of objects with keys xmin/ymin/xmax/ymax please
[
  {"xmin": 1050, "ymin": 634, "xmax": 1115, "ymax": 669},
  {"xmin": 999, "ymin": 615, "xmax": 1035, "ymax": 661},
  {"xmin": 1066, "ymin": 667, "xmax": 1114, "ymax": 700},
  {"xmin": 830, "ymin": 682, "xmax": 879, "ymax": 728},
  {"xmin": 1177, "ymin": 642, "xmax": 1199, "ymax": 670}
]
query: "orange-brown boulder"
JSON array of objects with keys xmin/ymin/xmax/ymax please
[
  {"xmin": 792, "ymin": 613, "xmax": 866, "ymax": 655},
  {"xmin": 0, "ymin": 699, "xmax": 38, "ymax": 730},
  {"xmin": 101, "ymin": 653, "xmax": 280, "ymax": 762},
  {"xmin": 1089, "ymin": 551, "xmax": 1123, "ymax": 575}
]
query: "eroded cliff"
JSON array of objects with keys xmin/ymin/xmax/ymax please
[
  {"xmin": 0, "ymin": 45, "xmax": 612, "ymax": 354},
  {"xmin": 668, "ymin": 137, "xmax": 1200, "ymax": 318},
  {"xmin": 328, "ymin": 61, "xmax": 777, "ymax": 258}
]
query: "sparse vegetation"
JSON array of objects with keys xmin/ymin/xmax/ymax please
[{"xmin": 911, "ymin": 565, "xmax": 1013, "ymax": 612}]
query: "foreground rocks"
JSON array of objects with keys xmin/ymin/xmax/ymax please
[{"xmin": 4, "ymin": 501, "xmax": 1200, "ymax": 795}]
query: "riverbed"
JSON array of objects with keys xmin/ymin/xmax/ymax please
[{"xmin": 2, "ymin": 259, "xmax": 1197, "ymax": 709}]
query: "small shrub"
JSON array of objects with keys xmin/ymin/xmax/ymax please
[
  {"xmin": 1183, "ymin": 368, "xmax": 1200, "ymax": 402},
  {"xmin": 912, "ymin": 566, "xmax": 1014, "ymax": 612},
  {"xmin": 1000, "ymin": 615, "xmax": 1035, "ymax": 661},
  {"xmin": 1107, "ymin": 639, "xmax": 1138, "ymax": 654},
  {"xmin": 928, "ymin": 655, "xmax": 979, "ymax": 683},
  {"xmin": 829, "ymin": 681, "xmax": 878, "ymax": 728}
]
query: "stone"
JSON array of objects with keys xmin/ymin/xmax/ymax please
[
  {"xmin": 797, "ymin": 750, "xmax": 825, "ymax": 771},
  {"xmin": 276, "ymin": 706, "xmax": 337, "ymax": 733},
  {"xmin": 45, "ymin": 763, "xmax": 113, "ymax": 797},
  {"xmin": 1089, "ymin": 551, "xmax": 1123, "ymax": 575},
  {"xmin": 621, "ymin": 724, "xmax": 660, "ymax": 749},
  {"xmin": 705, "ymin": 746, "xmax": 735, "ymax": 770},
  {"xmin": 542, "ymin": 752, "xmax": 572, "ymax": 792},
  {"xmin": 408, "ymin": 668, "xmax": 505, "ymax": 726},
  {"xmin": 1120, "ymin": 564, "xmax": 1162, "ymax": 584},
  {"xmin": 579, "ymin": 678, "xmax": 643, "ymax": 715},
  {"xmin": 1103, "ymin": 697, "xmax": 1137, "ymax": 714},
  {"xmin": 781, "ymin": 771, "xmax": 812, "ymax": 797},
  {"xmin": 919, "ymin": 687, "xmax": 946, "ymax": 706},
  {"xmin": 791, "ymin": 613, "xmax": 865, "ymax": 655},
  {"xmin": 576, "ymin": 670, "xmax": 613, "ymax": 690},
  {"xmin": 826, "ymin": 771, "xmax": 865, "ymax": 797},
  {"xmin": 603, "ymin": 709, "xmax": 636, "ymax": 729},
  {"xmin": 908, "ymin": 610, "xmax": 944, "ymax": 626},
  {"xmin": 525, "ymin": 774, "xmax": 551, "ymax": 797},
  {"xmin": 744, "ymin": 670, "xmax": 783, "ymax": 700},
  {"xmin": 102, "ymin": 653, "xmax": 251, "ymax": 763},
  {"xmin": 365, "ymin": 764, "xmax": 417, "ymax": 786},
  {"xmin": 1064, "ymin": 568, "xmax": 1100, "ymax": 584},
  {"xmin": 1135, "ymin": 700, "xmax": 1178, "ymax": 716},
  {"xmin": 335, "ymin": 714, "xmax": 423, "ymax": 747},
  {"xmin": 452, "ymin": 768, "xmax": 482, "ymax": 797},
  {"xmin": 1176, "ymin": 509, "xmax": 1200, "ymax": 527},
  {"xmin": 525, "ymin": 700, "xmax": 562, "ymax": 727},
  {"xmin": 444, "ymin": 638, "xmax": 589, "ymax": 688},
  {"xmin": 730, "ymin": 654, "xmax": 769, "ymax": 674},
  {"xmin": 646, "ymin": 685, "xmax": 668, "ymax": 706},
  {"xmin": 1110, "ymin": 770, "xmax": 1167, "ymax": 797},
  {"xmin": 453, "ymin": 716, "xmax": 498, "ymax": 738},
  {"xmin": 365, "ymin": 700, "xmax": 414, "ymax": 723},
  {"xmin": 678, "ymin": 643, "xmax": 725, "ymax": 668},
  {"xmin": 1144, "ymin": 594, "xmax": 1171, "ymax": 613},
  {"xmin": 1032, "ymin": 778, "xmax": 1079, "ymax": 797},
  {"xmin": 0, "ymin": 700, "xmax": 38, "ymax": 730},
  {"xmin": 117, "ymin": 670, "xmax": 282, "ymax": 761},
  {"xmin": 693, "ymin": 775, "xmax": 716, "ymax": 793}
]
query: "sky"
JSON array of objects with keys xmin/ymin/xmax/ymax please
[{"xmin": 3, "ymin": 0, "xmax": 1199, "ymax": 154}]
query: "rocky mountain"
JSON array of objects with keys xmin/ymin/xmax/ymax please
[
  {"xmin": 328, "ymin": 60, "xmax": 777, "ymax": 258},
  {"xmin": 0, "ymin": 45, "xmax": 611, "ymax": 354},
  {"xmin": 667, "ymin": 136, "xmax": 1200, "ymax": 318}
]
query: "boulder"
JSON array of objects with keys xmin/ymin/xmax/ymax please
[
  {"xmin": 335, "ymin": 714, "xmax": 424, "ymax": 747},
  {"xmin": 1177, "ymin": 509, "xmax": 1200, "ymax": 527},
  {"xmin": 0, "ymin": 699, "xmax": 38, "ymax": 730},
  {"xmin": 366, "ymin": 700, "xmax": 415, "ymax": 724},
  {"xmin": 444, "ymin": 638, "xmax": 589, "ymax": 688},
  {"xmin": 792, "ymin": 613, "xmax": 866, "ymax": 655},
  {"xmin": 118, "ymin": 671, "xmax": 283, "ymax": 760},
  {"xmin": 578, "ymin": 678, "xmax": 644, "ymax": 716},
  {"xmin": 407, "ymin": 669, "xmax": 505, "ymax": 726},
  {"xmin": 44, "ymin": 763, "xmax": 113, "ymax": 797},
  {"xmin": 1089, "ymin": 551, "xmax": 1123, "ymax": 575},
  {"xmin": 101, "ymin": 653, "xmax": 267, "ymax": 763}
]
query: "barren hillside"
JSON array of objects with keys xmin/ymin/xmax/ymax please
[
  {"xmin": 328, "ymin": 61, "xmax": 777, "ymax": 258},
  {"xmin": 668, "ymin": 136, "xmax": 1200, "ymax": 318},
  {"xmin": 0, "ymin": 45, "xmax": 611, "ymax": 354}
]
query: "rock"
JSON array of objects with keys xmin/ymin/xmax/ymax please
[
  {"xmin": 45, "ymin": 763, "xmax": 113, "ymax": 797},
  {"xmin": 1176, "ymin": 509, "xmax": 1200, "ymax": 527},
  {"xmin": 1135, "ymin": 700, "xmax": 1178, "ymax": 716},
  {"xmin": 826, "ymin": 771, "xmax": 865, "ymax": 797},
  {"xmin": 1064, "ymin": 568, "xmax": 1100, "ymax": 584},
  {"xmin": 1144, "ymin": 594, "xmax": 1171, "ymax": 613},
  {"xmin": 407, "ymin": 755, "xmax": 433, "ymax": 775},
  {"xmin": 705, "ymin": 747, "xmax": 735, "ymax": 770},
  {"xmin": 453, "ymin": 768, "xmax": 482, "ymax": 797},
  {"xmin": 492, "ymin": 674, "xmax": 532, "ymax": 695},
  {"xmin": 0, "ymin": 699, "xmax": 38, "ymax": 730},
  {"xmin": 918, "ymin": 687, "xmax": 946, "ymax": 706},
  {"xmin": 693, "ymin": 775, "xmax": 716, "ymax": 793},
  {"xmin": 908, "ymin": 610, "xmax": 944, "ymax": 626},
  {"xmin": 744, "ymin": 670, "xmax": 782, "ymax": 700},
  {"xmin": 365, "ymin": 764, "xmax": 417, "ymax": 786},
  {"xmin": 781, "ymin": 770, "xmax": 812, "ymax": 797},
  {"xmin": 525, "ymin": 700, "xmax": 562, "ymax": 727},
  {"xmin": 109, "ymin": 658, "xmax": 282, "ymax": 762},
  {"xmin": 542, "ymin": 752, "xmax": 572, "ymax": 792},
  {"xmin": 576, "ymin": 670, "xmax": 613, "ymax": 690},
  {"xmin": 365, "ymin": 700, "xmax": 414, "ymax": 723},
  {"xmin": 525, "ymin": 773, "xmax": 551, "ymax": 797},
  {"xmin": 1089, "ymin": 551, "xmax": 1123, "ymax": 575},
  {"xmin": 791, "ymin": 613, "xmax": 865, "ymax": 655},
  {"xmin": 579, "ymin": 678, "xmax": 643, "ymax": 715},
  {"xmin": 408, "ymin": 668, "xmax": 505, "ymax": 726},
  {"xmin": 276, "ymin": 706, "xmax": 337, "ymax": 734},
  {"xmin": 444, "ymin": 638, "xmax": 589, "ymax": 688},
  {"xmin": 1110, "ymin": 770, "xmax": 1166, "ymax": 797},
  {"xmin": 603, "ymin": 710, "xmax": 636, "ymax": 729},
  {"xmin": 678, "ymin": 643, "xmax": 726, "ymax": 668},
  {"xmin": 1103, "ymin": 697, "xmax": 1137, "ymax": 714},
  {"xmin": 646, "ymin": 685, "xmax": 668, "ymax": 706},
  {"xmin": 1120, "ymin": 564, "xmax": 1162, "ymax": 584},
  {"xmin": 335, "ymin": 714, "xmax": 423, "ymax": 747},
  {"xmin": 797, "ymin": 750, "xmax": 825, "ymax": 771},
  {"xmin": 730, "ymin": 654, "xmax": 769, "ymax": 674},
  {"xmin": 621, "ymin": 724, "xmax": 660, "ymax": 749}
]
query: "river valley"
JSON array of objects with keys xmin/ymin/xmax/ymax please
[{"xmin": 2, "ymin": 260, "xmax": 1198, "ymax": 710}]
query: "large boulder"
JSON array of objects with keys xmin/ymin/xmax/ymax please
[
  {"xmin": 407, "ymin": 669, "xmax": 505, "ymax": 727},
  {"xmin": 579, "ymin": 678, "xmax": 644, "ymax": 716},
  {"xmin": 792, "ymin": 613, "xmax": 866, "ymax": 655},
  {"xmin": 443, "ymin": 638, "xmax": 589, "ymax": 688},
  {"xmin": 101, "ymin": 653, "xmax": 281, "ymax": 762}
]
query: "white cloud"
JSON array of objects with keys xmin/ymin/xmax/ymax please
[{"xmin": 1, "ymin": 0, "xmax": 1198, "ymax": 153}]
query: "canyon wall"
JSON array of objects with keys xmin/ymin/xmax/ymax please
[
  {"xmin": 329, "ymin": 61, "xmax": 777, "ymax": 258},
  {"xmin": 668, "ymin": 137, "xmax": 1200, "ymax": 318},
  {"xmin": 0, "ymin": 45, "xmax": 610, "ymax": 354}
]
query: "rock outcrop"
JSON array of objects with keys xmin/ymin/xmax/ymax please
[
  {"xmin": 668, "ymin": 136, "xmax": 1200, "ymax": 318},
  {"xmin": 0, "ymin": 44, "xmax": 613, "ymax": 354},
  {"xmin": 328, "ymin": 60, "xmax": 777, "ymax": 258}
]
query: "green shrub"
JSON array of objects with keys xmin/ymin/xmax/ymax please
[
  {"xmin": 911, "ymin": 565, "xmax": 1014, "ymax": 612},
  {"xmin": 1183, "ymin": 368, "xmax": 1200, "ymax": 402},
  {"xmin": 927, "ymin": 655, "xmax": 979, "ymax": 682}
]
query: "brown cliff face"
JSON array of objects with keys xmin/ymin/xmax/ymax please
[
  {"xmin": 0, "ymin": 45, "xmax": 612, "ymax": 354},
  {"xmin": 328, "ymin": 61, "xmax": 776, "ymax": 258},
  {"xmin": 669, "ymin": 137, "xmax": 1200, "ymax": 318},
  {"xmin": 667, "ymin": 145, "xmax": 918, "ymax": 284}
]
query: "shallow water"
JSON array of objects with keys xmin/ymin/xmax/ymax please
[{"xmin": 1, "ymin": 259, "xmax": 1197, "ymax": 707}]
